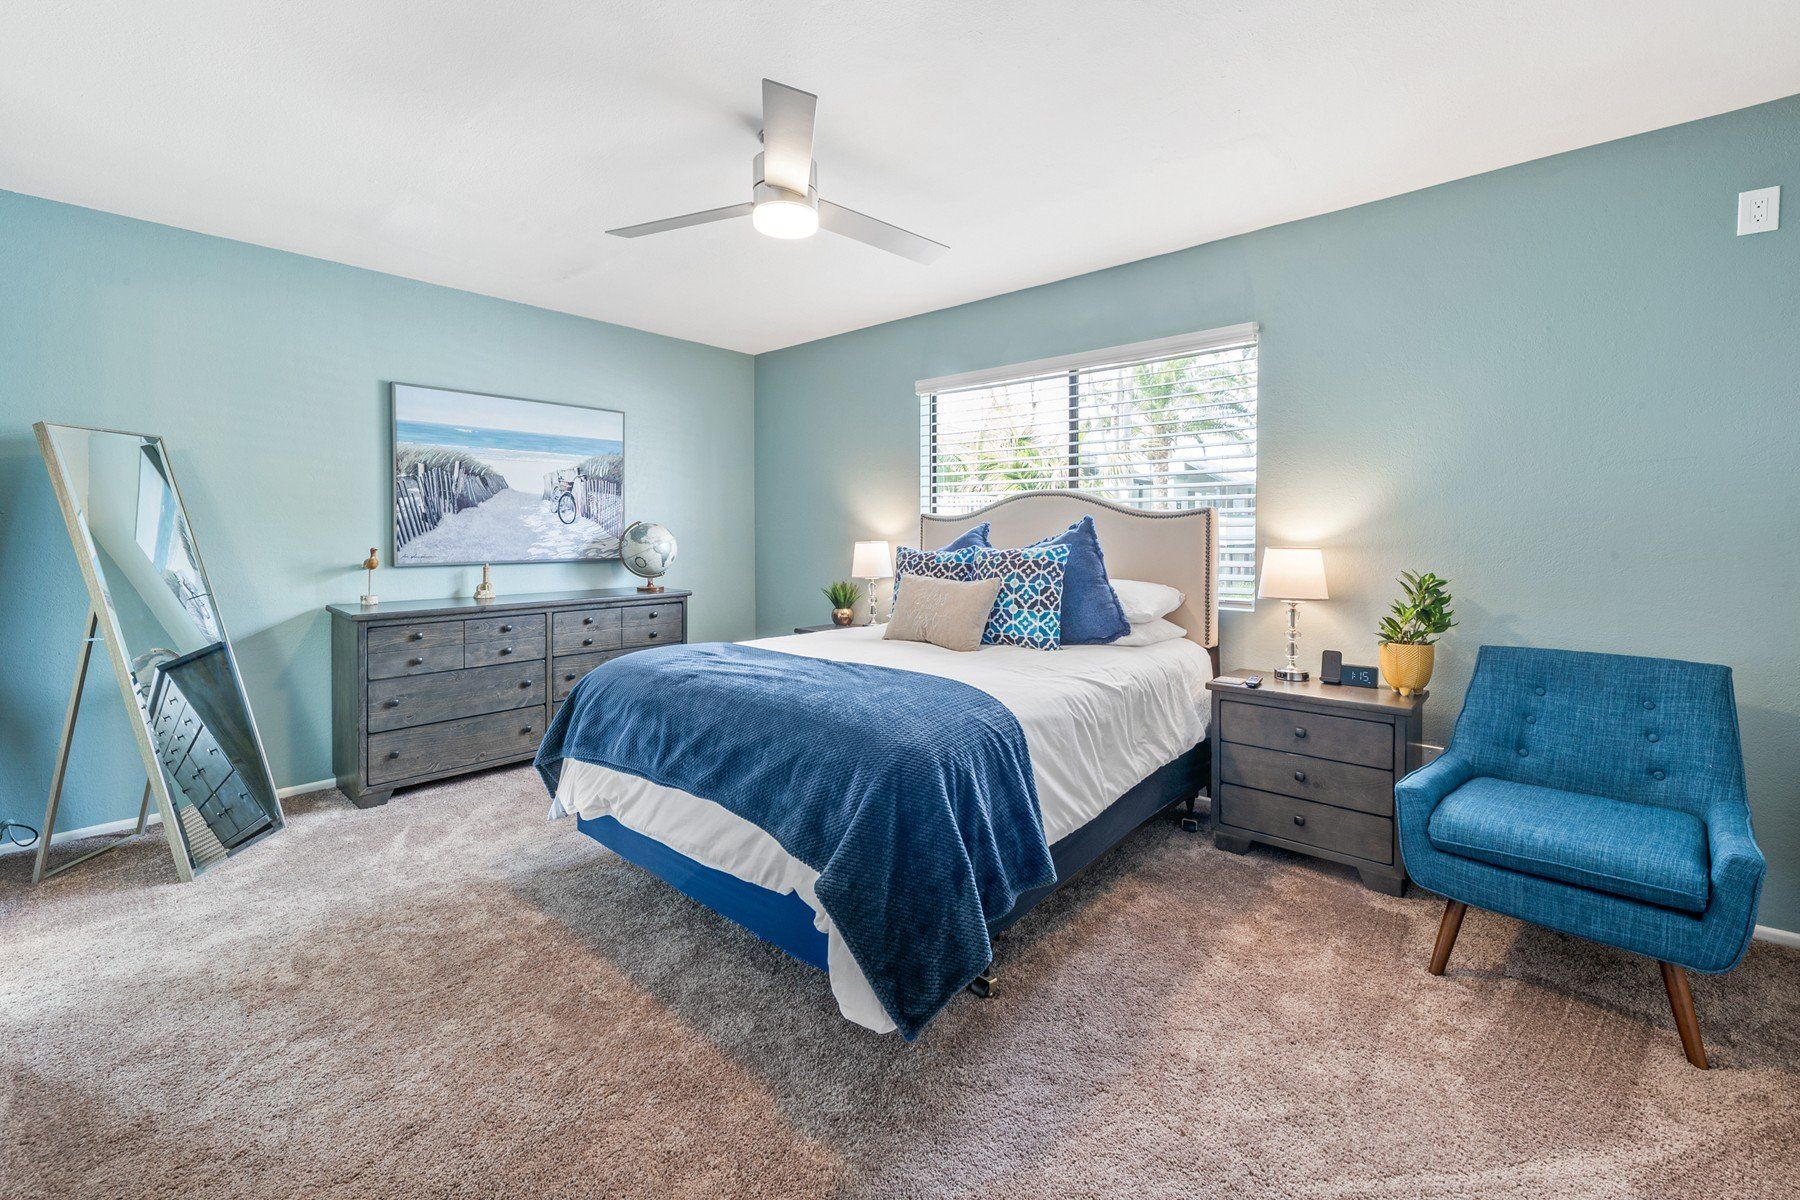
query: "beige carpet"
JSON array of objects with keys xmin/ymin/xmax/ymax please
[{"xmin": 3, "ymin": 767, "xmax": 1797, "ymax": 1199}]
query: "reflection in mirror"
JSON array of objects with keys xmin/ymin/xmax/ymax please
[{"xmin": 36, "ymin": 424, "xmax": 284, "ymax": 878}]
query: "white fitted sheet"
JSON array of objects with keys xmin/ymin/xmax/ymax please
[{"xmin": 549, "ymin": 627, "xmax": 1214, "ymax": 1034}]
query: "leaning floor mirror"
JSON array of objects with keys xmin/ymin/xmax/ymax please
[{"xmin": 33, "ymin": 422, "xmax": 285, "ymax": 882}]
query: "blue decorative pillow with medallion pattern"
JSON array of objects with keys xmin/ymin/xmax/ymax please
[
  {"xmin": 969, "ymin": 545, "xmax": 1071, "ymax": 650},
  {"xmin": 891, "ymin": 545, "xmax": 982, "ymax": 613}
]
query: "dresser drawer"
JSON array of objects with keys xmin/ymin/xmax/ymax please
[
  {"xmin": 367, "ymin": 621, "xmax": 463, "ymax": 657},
  {"xmin": 553, "ymin": 649, "xmax": 635, "ymax": 701},
  {"xmin": 1219, "ymin": 700, "xmax": 1392, "ymax": 769},
  {"xmin": 367, "ymin": 708, "xmax": 545, "ymax": 786},
  {"xmin": 367, "ymin": 661, "xmax": 546, "ymax": 733},
  {"xmin": 553, "ymin": 608, "xmax": 624, "ymax": 654},
  {"xmin": 624, "ymin": 604, "xmax": 683, "ymax": 647},
  {"xmin": 368, "ymin": 641, "xmax": 465, "ymax": 680},
  {"xmin": 1219, "ymin": 742, "xmax": 1394, "ymax": 817},
  {"xmin": 1218, "ymin": 784, "xmax": 1393, "ymax": 865},
  {"xmin": 464, "ymin": 631, "xmax": 545, "ymax": 668},
  {"xmin": 464, "ymin": 613, "xmax": 545, "ymax": 644}
]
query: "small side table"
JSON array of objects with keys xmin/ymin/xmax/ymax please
[
  {"xmin": 1207, "ymin": 671, "xmax": 1425, "ymax": 895},
  {"xmin": 793, "ymin": 623, "xmax": 858, "ymax": 633}
]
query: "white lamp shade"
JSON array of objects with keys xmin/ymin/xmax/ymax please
[
  {"xmin": 1258, "ymin": 547, "xmax": 1328, "ymax": 600},
  {"xmin": 851, "ymin": 540, "xmax": 893, "ymax": 580}
]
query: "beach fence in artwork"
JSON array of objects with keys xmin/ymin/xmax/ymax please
[
  {"xmin": 394, "ymin": 447, "xmax": 507, "ymax": 550},
  {"xmin": 541, "ymin": 456, "xmax": 623, "ymax": 531}
]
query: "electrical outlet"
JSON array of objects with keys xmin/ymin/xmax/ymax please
[{"xmin": 1737, "ymin": 186, "xmax": 1780, "ymax": 235}]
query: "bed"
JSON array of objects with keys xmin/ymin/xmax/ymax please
[{"xmin": 538, "ymin": 492, "xmax": 1220, "ymax": 1038}]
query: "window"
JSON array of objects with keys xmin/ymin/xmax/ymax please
[{"xmin": 918, "ymin": 324, "xmax": 1259, "ymax": 608}]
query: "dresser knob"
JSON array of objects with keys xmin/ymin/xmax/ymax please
[
  {"xmin": 383, "ymin": 699, "xmax": 400, "ymax": 708},
  {"xmin": 408, "ymin": 657, "xmax": 423, "ymax": 666},
  {"xmin": 522, "ymin": 726, "xmax": 534, "ymax": 735},
  {"xmin": 500, "ymin": 624, "xmax": 513, "ymax": 633},
  {"xmin": 647, "ymin": 612, "xmax": 658, "ymax": 619},
  {"xmin": 582, "ymin": 638, "xmax": 594, "ymax": 647},
  {"xmin": 564, "ymin": 673, "xmax": 576, "ymax": 682},
  {"xmin": 409, "ymin": 632, "xmax": 422, "ymax": 641},
  {"xmin": 1293, "ymin": 770, "xmax": 1307, "ymax": 782},
  {"xmin": 499, "ymin": 646, "xmax": 513, "ymax": 656},
  {"xmin": 1293, "ymin": 814, "xmax": 1306, "ymax": 827},
  {"xmin": 520, "ymin": 680, "xmax": 533, "ymax": 688},
  {"xmin": 648, "ymin": 632, "xmax": 659, "ymax": 640},
  {"xmin": 387, "ymin": 751, "xmax": 400, "ymax": 760},
  {"xmin": 1293, "ymin": 727, "xmax": 1307, "ymax": 739},
  {"xmin": 583, "ymin": 616, "xmax": 593, "ymax": 626}
]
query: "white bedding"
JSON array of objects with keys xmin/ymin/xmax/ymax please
[{"xmin": 549, "ymin": 626, "xmax": 1214, "ymax": 1033}]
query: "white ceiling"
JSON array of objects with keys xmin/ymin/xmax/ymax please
[{"xmin": 4, "ymin": 1, "xmax": 1799, "ymax": 354}]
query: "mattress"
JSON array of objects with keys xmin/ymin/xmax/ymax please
[{"xmin": 549, "ymin": 626, "xmax": 1214, "ymax": 1033}]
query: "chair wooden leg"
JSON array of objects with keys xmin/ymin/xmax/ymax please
[
  {"xmin": 1658, "ymin": 962, "xmax": 1710, "ymax": 1069},
  {"xmin": 1428, "ymin": 900, "xmax": 1467, "ymax": 976}
]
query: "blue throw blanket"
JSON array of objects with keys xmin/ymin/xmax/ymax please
[{"xmin": 536, "ymin": 643, "xmax": 1055, "ymax": 1040}]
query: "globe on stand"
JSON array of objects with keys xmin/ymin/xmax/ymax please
[{"xmin": 620, "ymin": 521, "xmax": 677, "ymax": 594}]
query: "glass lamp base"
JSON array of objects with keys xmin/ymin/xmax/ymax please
[{"xmin": 1274, "ymin": 666, "xmax": 1309, "ymax": 682}]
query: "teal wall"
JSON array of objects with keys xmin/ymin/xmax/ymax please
[
  {"xmin": 755, "ymin": 96, "xmax": 1800, "ymax": 929},
  {"xmin": 1, "ymin": 189, "xmax": 755, "ymax": 835}
]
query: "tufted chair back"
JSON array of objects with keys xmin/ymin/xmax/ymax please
[{"xmin": 1448, "ymin": 646, "xmax": 1746, "ymax": 817}]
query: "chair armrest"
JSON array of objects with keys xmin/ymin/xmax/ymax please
[
  {"xmin": 1705, "ymin": 800, "xmax": 1767, "ymax": 898},
  {"xmin": 1394, "ymin": 751, "xmax": 1476, "ymax": 830}
]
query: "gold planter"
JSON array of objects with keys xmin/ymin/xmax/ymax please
[
  {"xmin": 1379, "ymin": 642, "xmax": 1435, "ymax": 697},
  {"xmin": 831, "ymin": 607, "xmax": 855, "ymax": 627}
]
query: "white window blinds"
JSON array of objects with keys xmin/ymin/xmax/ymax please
[{"xmin": 918, "ymin": 324, "xmax": 1259, "ymax": 608}]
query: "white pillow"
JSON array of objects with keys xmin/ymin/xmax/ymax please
[
  {"xmin": 1110, "ymin": 579, "xmax": 1185, "ymax": 624},
  {"xmin": 1111, "ymin": 617, "xmax": 1187, "ymax": 646}
]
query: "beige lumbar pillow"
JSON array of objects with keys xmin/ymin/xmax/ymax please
[{"xmin": 884, "ymin": 574, "xmax": 1003, "ymax": 652}]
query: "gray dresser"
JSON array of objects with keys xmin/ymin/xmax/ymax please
[
  {"xmin": 329, "ymin": 588, "xmax": 690, "ymax": 807},
  {"xmin": 1207, "ymin": 672, "xmax": 1425, "ymax": 895}
]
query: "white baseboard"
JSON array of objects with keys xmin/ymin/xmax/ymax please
[
  {"xmin": 0, "ymin": 777, "xmax": 339, "ymax": 857},
  {"xmin": 1755, "ymin": 924, "xmax": 1800, "ymax": 949}
]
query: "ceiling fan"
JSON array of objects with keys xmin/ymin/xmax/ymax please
[{"xmin": 606, "ymin": 79, "xmax": 949, "ymax": 265}]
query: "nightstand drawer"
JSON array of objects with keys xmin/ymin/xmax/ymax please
[
  {"xmin": 1218, "ymin": 784, "xmax": 1393, "ymax": 865},
  {"xmin": 1219, "ymin": 742, "xmax": 1394, "ymax": 817},
  {"xmin": 1220, "ymin": 700, "xmax": 1392, "ymax": 769}
]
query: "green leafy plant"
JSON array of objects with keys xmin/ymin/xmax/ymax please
[
  {"xmin": 1377, "ymin": 571, "xmax": 1457, "ymax": 645},
  {"xmin": 822, "ymin": 580, "xmax": 863, "ymax": 610}
]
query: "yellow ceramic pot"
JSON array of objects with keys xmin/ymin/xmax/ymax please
[{"xmin": 1379, "ymin": 642, "xmax": 1435, "ymax": 697}]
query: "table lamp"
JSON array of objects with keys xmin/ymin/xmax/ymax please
[
  {"xmin": 850, "ymin": 540, "xmax": 893, "ymax": 625},
  {"xmin": 1258, "ymin": 547, "xmax": 1328, "ymax": 681}
]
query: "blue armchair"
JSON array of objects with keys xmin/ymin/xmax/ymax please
[{"xmin": 1396, "ymin": 645, "xmax": 1765, "ymax": 1069}]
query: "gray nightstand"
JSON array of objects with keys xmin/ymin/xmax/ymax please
[
  {"xmin": 793, "ymin": 623, "xmax": 857, "ymax": 633},
  {"xmin": 1207, "ymin": 672, "xmax": 1426, "ymax": 895}
]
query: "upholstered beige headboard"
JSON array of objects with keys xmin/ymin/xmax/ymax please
[{"xmin": 919, "ymin": 491, "xmax": 1219, "ymax": 653}]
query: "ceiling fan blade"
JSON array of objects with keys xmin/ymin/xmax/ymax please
[
  {"xmin": 760, "ymin": 79, "xmax": 817, "ymax": 194},
  {"xmin": 606, "ymin": 203, "xmax": 753, "ymax": 238},
  {"xmin": 818, "ymin": 200, "xmax": 949, "ymax": 264}
]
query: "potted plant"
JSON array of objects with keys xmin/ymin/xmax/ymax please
[
  {"xmin": 1376, "ymin": 571, "xmax": 1455, "ymax": 696},
  {"xmin": 822, "ymin": 580, "xmax": 863, "ymax": 627}
]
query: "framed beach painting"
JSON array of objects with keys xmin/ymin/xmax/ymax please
[{"xmin": 391, "ymin": 384, "xmax": 625, "ymax": 566}]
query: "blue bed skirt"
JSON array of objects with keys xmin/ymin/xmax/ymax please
[{"xmin": 575, "ymin": 742, "xmax": 1206, "ymax": 973}]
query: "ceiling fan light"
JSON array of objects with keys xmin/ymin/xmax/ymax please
[{"xmin": 752, "ymin": 197, "xmax": 819, "ymax": 240}]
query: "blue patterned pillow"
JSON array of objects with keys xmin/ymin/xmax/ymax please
[
  {"xmin": 969, "ymin": 545, "xmax": 1070, "ymax": 650},
  {"xmin": 892, "ymin": 546, "xmax": 981, "ymax": 613}
]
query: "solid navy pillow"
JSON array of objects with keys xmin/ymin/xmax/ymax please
[
  {"xmin": 961, "ymin": 515, "xmax": 1130, "ymax": 645},
  {"xmin": 939, "ymin": 522, "xmax": 990, "ymax": 551}
]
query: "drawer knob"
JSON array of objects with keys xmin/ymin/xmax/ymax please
[
  {"xmin": 582, "ymin": 637, "xmax": 594, "ymax": 647},
  {"xmin": 387, "ymin": 751, "xmax": 400, "ymax": 760},
  {"xmin": 564, "ymin": 673, "xmax": 576, "ymax": 681},
  {"xmin": 1293, "ymin": 770, "xmax": 1307, "ymax": 782},
  {"xmin": 409, "ymin": 632, "xmax": 422, "ymax": 642},
  {"xmin": 499, "ymin": 646, "xmax": 513, "ymax": 656},
  {"xmin": 408, "ymin": 657, "xmax": 424, "ymax": 666},
  {"xmin": 520, "ymin": 680, "xmax": 533, "ymax": 688},
  {"xmin": 383, "ymin": 699, "xmax": 400, "ymax": 709},
  {"xmin": 583, "ymin": 617, "xmax": 593, "ymax": 626},
  {"xmin": 500, "ymin": 624, "xmax": 513, "ymax": 633},
  {"xmin": 647, "ymin": 612, "xmax": 658, "ymax": 619},
  {"xmin": 1293, "ymin": 726, "xmax": 1308, "ymax": 739},
  {"xmin": 648, "ymin": 632, "xmax": 659, "ymax": 640},
  {"xmin": 1293, "ymin": 814, "xmax": 1306, "ymax": 827},
  {"xmin": 522, "ymin": 725, "xmax": 534, "ymax": 735}
]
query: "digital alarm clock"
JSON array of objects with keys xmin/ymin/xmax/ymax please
[{"xmin": 1321, "ymin": 651, "xmax": 1381, "ymax": 688}]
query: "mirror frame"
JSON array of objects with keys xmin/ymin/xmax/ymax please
[{"xmin": 33, "ymin": 421, "xmax": 286, "ymax": 880}]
